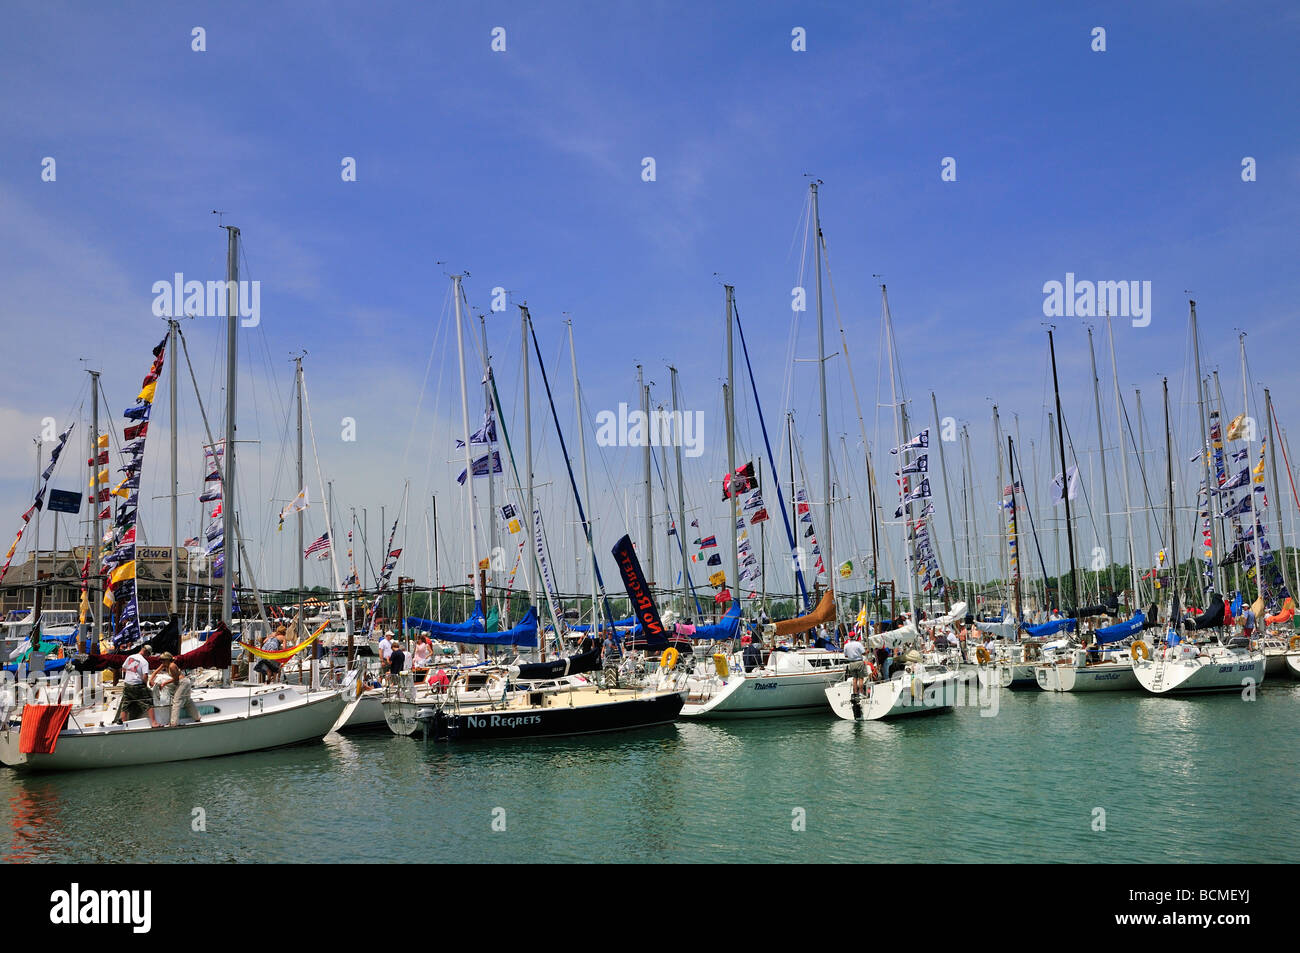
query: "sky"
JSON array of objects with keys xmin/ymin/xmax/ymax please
[{"xmin": 1, "ymin": 1, "xmax": 1297, "ymax": 609}]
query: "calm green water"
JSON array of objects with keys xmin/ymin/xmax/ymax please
[{"xmin": 5, "ymin": 681, "xmax": 1299, "ymax": 864}]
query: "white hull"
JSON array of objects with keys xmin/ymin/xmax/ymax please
[
  {"xmin": 1035, "ymin": 658, "xmax": 1140, "ymax": 692},
  {"xmin": 826, "ymin": 669, "xmax": 967, "ymax": 721},
  {"xmin": 1133, "ymin": 647, "xmax": 1267, "ymax": 695},
  {"xmin": 681, "ymin": 669, "xmax": 837, "ymax": 718},
  {"xmin": 998, "ymin": 661, "xmax": 1038, "ymax": 689},
  {"xmin": 1286, "ymin": 653, "xmax": 1300, "ymax": 680},
  {"xmin": 0, "ymin": 685, "xmax": 345, "ymax": 771},
  {"xmin": 333, "ymin": 691, "xmax": 387, "ymax": 732}
]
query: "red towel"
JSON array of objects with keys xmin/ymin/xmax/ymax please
[{"xmin": 18, "ymin": 704, "xmax": 72, "ymax": 754}]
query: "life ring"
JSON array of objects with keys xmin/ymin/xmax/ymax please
[
  {"xmin": 975, "ymin": 646, "xmax": 991, "ymax": 665},
  {"xmin": 660, "ymin": 647, "xmax": 679, "ymax": 670},
  {"xmin": 1131, "ymin": 640, "xmax": 1151, "ymax": 661}
]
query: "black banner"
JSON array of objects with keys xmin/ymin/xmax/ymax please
[{"xmin": 611, "ymin": 534, "xmax": 665, "ymax": 647}]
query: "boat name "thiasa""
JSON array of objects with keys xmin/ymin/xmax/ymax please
[
  {"xmin": 468, "ymin": 714, "xmax": 543, "ymax": 729},
  {"xmin": 752, "ymin": 682, "xmax": 779, "ymax": 690}
]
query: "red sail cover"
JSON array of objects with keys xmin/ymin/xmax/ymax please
[
  {"xmin": 611, "ymin": 534, "xmax": 666, "ymax": 647},
  {"xmin": 19, "ymin": 704, "xmax": 72, "ymax": 754},
  {"xmin": 73, "ymin": 623, "xmax": 233, "ymax": 673}
]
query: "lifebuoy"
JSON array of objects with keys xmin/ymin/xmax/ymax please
[
  {"xmin": 975, "ymin": 646, "xmax": 991, "ymax": 665},
  {"xmin": 1131, "ymin": 640, "xmax": 1151, "ymax": 661},
  {"xmin": 660, "ymin": 647, "xmax": 679, "ymax": 670}
]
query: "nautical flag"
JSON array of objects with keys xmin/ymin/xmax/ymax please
[
  {"xmin": 839, "ymin": 560, "xmax": 853, "ymax": 578},
  {"xmin": 707, "ymin": 553, "xmax": 721, "ymax": 566},
  {"xmin": 1217, "ymin": 467, "xmax": 1249, "ymax": 492},
  {"xmin": 304, "ymin": 532, "xmax": 330, "ymax": 558},
  {"xmin": 1003, "ymin": 480, "xmax": 1023, "ymax": 496},
  {"xmin": 722, "ymin": 461, "xmax": 757, "ymax": 500},
  {"xmin": 1226, "ymin": 413, "xmax": 1248, "ymax": 441},
  {"xmin": 507, "ymin": 518, "xmax": 522, "ymax": 534},
  {"xmin": 1189, "ymin": 446, "xmax": 1207, "ymax": 463},
  {"xmin": 277, "ymin": 487, "xmax": 309, "ymax": 531},
  {"xmin": 804, "ymin": 525, "xmax": 815, "ymax": 538},
  {"xmin": 743, "ymin": 492, "xmax": 764, "ymax": 511},
  {"xmin": 667, "ymin": 522, "xmax": 676, "ymax": 536},
  {"xmin": 690, "ymin": 518, "xmax": 699, "ymax": 527},
  {"xmin": 456, "ymin": 411, "xmax": 497, "ymax": 447},
  {"xmin": 500, "ymin": 503, "xmax": 517, "ymax": 521},
  {"xmin": 708, "ymin": 569, "xmax": 726, "ymax": 588},
  {"xmin": 1051, "ymin": 467, "xmax": 1079, "ymax": 505},
  {"xmin": 1231, "ymin": 448, "xmax": 1249, "ymax": 462},
  {"xmin": 457, "ymin": 450, "xmax": 502, "ymax": 484},
  {"xmin": 736, "ymin": 518, "xmax": 745, "ymax": 530},
  {"xmin": 896, "ymin": 454, "xmax": 928, "ymax": 476},
  {"xmin": 750, "ymin": 508, "xmax": 769, "ymax": 525},
  {"xmin": 1222, "ymin": 495, "xmax": 1253, "ymax": 519},
  {"xmin": 890, "ymin": 430, "xmax": 929, "ymax": 455},
  {"xmin": 700, "ymin": 535, "xmax": 717, "ymax": 548}
]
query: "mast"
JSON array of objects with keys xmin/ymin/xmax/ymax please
[
  {"xmin": 1047, "ymin": 410, "xmax": 1060, "ymax": 606},
  {"xmin": 453, "ymin": 276, "xmax": 481, "ymax": 604},
  {"xmin": 1164, "ymin": 377, "xmax": 1179, "ymax": 624},
  {"xmin": 295, "ymin": 355, "xmax": 304, "ymax": 641},
  {"xmin": 89, "ymin": 369, "xmax": 102, "ymax": 645},
  {"xmin": 521, "ymin": 306, "xmax": 541, "ymax": 660},
  {"xmin": 1106, "ymin": 316, "xmax": 1138, "ymax": 605},
  {"xmin": 882, "ymin": 283, "xmax": 916, "ymax": 620},
  {"xmin": 670, "ymin": 365, "xmax": 690, "ymax": 615},
  {"xmin": 811, "ymin": 183, "xmax": 833, "ymax": 615},
  {"xmin": 639, "ymin": 363, "xmax": 654, "ymax": 593},
  {"xmin": 1008, "ymin": 435, "xmax": 1022, "ymax": 620},
  {"xmin": 168, "ymin": 317, "xmax": 179, "ymax": 616},
  {"xmin": 1136, "ymin": 388, "xmax": 1154, "ymax": 599},
  {"xmin": 1266, "ymin": 388, "xmax": 1292, "ymax": 599},
  {"xmin": 932, "ymin": 392, "xmax": 960, "ymax": 608},
  {"xmin": 1190, "ymin": 300, "xmax": 1221, "ymax": 592},
  {"xmin": 221, "ymin": 225, "xmax": 238, "ymax": 628},
  {"xmin": 1048, "ymin": 329, "xmax": 1079, "ymax": 609},
  {"xmin": 1239, "ymin": 334, "xmax": 1263, "ymax": 605},
  {"xmin": 961, "ymin": 425, "xmax": 975, "ymax": 606},
  {"xmin": 992, "ymin": 403, "xmax": 1008, "ymax": 597},
  {"xmin": 567, "ymin": 319, "xmax": 601, "ymax": 627},
  {"xmin": 1088, "ymin": 326, "xmax": 1116, "ymax": 597},
  {"xmin": 724, "ymin": 285, "xmax": 739, "ymax": 608},
  {"xmin": 480, "ymin": 315, "xmax": 497, "ymax": 604}
]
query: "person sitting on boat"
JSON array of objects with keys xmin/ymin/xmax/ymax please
[
  {"xmin": 118, "ymin": 645, "xmax": 156, "ymax": 726},
  {"xmin": 254, "ymin": 625, "xmax": 286, "ymax": 683},
  {"xmin": 413, "ymin": 636, "xmax": 433, "ymax": 669},
  {"xmin": 843, "ymin": 630, "xmax": 868, "ymax": 695},
  {"xmin": 742, "ymin": 634, "xmax": 763, "ymax": 672}
]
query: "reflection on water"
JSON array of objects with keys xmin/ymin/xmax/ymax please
[{"xmin": 3, "ymin": 684, "xmax": 1298, "ymax": 863}]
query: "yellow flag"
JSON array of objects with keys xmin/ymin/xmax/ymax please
[
  {"xmin": 89, "ymin": 468, "xmax": 108, "ymax": 488},
  {"xmin": 507, "ymin": 519, "xmax": 521, "ymax": 534},
  {"xmin": 111, "ymin": 479, "xmax": 130, "ymax": 499},
  {"xmin": 477, "ymin": 557, "xmax": 490, "ymax": 570},
  {"xmin": 708, "ymin": 569, "xmax": 726, "ymax": 588},
  {"xmin": 97, "ymin": 433, "xmax": 109, "ymax": 449},
  {"xmin": 138, "ymin": 380, "xmax": 157, "ymax": 403},
  {"xmin": 1226, "ymin": 413, "xmax": 1247, "ymax": 441},
  {"xmin": 109, "ymin": 560, "xmax": 136, "ymax": 586},
  {"xmin": 79, "ymin": 589, "xmax": 89, "ymax": 624}
]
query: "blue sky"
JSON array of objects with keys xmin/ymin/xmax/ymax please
[{"xmin": 1, "ymin": 1, "xmax": 1297, "ymax": 605}]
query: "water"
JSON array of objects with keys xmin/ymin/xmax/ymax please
[{"xmin": 5, "ymin": 681, "xmax": 1299, "ymax": 863}]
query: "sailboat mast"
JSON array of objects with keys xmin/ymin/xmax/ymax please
[
  {"xmin": 810, "ymin": 184, "xmax": 832, "ymax": 613},
  {"xmin": 168, "ymin": 317, "xmax": 179, "ymax": 616},
  {"xmin": 1087, "ymin": 326, "xmax": 1116, "ymax": 597},
  {"xmin": 480, "ymin": 316, "xmax": 497, "ymax": 602},
  {"xmin": 1106, "ymin": 316, "xmax": 1138, "ymax": 604},
  {"xmin": 1265, "ymin": 388, "xmax": 1292, "ymax": 598},
  {"xmin": 567, "ymin": 320, "xmax": 600, "ymax": 627},
  {"xmin": 1048, "ymin": 329, "xmax": 1079, "ymax": 608},
  {"xmin": 882, "ymin": 284, "xmax": 915, "ymax": 617},
  {"xmin": 1164, "ymin": 377, "xmax": 1179, "ymax": 623},
  {"xmin": 932, "ymin": 392, "xmax": 960, "ymax": 609},
  {"xmin": 89, "ymin": 369, "xmax": 102, "ymax": 645},
  {"xmin": 222, "ymin": 225, "xmax": 239, "ymax": 627},
  {"xmin": 639, "ymin": 364, "xmax": 654, "ymax": 592},
  {"xmin": 1008, "ymin": 435, "xmax": 1022, "ymax": 620},
  {"xmin": 453, "ymin": 276, "xmax": 480, "ymax": 602},
  {"xmin": 521, "ymin": 306, "xmax": 541, "ymax": 660},
  {"xmin": 1190, "ymin": 300, "xmax": 1221, "ymax": 592},
  {"xmin": 1236, "ymin": 336, "xmax": 1263, "ymax": 603},
  {"xmin": 1136, "ymin": 387, "xmax": 1154, "ymax": 591},
  {"xmin": 670, "ymin": 365, "xmax": 690, "ymax": 615},
  {"xmin": 724, "ymin": 285, "xmax": 739, "ymax": 608},
  {"xmin": 992, "ymin": 403, "xmax": 1008, "ymax": 599},
  {"xmin": 295, "ymin": 355, "xmax": 304, "ymax": 641}
]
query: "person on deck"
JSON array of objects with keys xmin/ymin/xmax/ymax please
[
  {"xmin": 254, "ymin": 626, "xmax": 285, "ymax": 683},
  {"xmin": 159, "ymin": 652, "xmax": 200, "ymax": 726},
  {"xmin": 843, "ymin": 629, "xmax": 867, "ymax": 695},
  {"xmin": 413, "ymin": 636, "xmax": 433, "ymax": 668},
  {"xmin": 118, "ymin": 645, "xmax": 155, "ymax": 726}
]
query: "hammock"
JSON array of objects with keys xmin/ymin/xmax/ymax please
[
  {"xmin": 240, "ymin": 621, "xmax": 329, "ymax": 661},
  {"xmin": 772, "ymin": 590, "xmax": 835, "ymax": 637}
]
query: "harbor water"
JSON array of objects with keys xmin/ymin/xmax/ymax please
[{"xmin": 5, "ymin": 680, "xmax": 1298, "ymax": 864}]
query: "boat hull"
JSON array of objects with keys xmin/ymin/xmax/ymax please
[
  {"xmin": 1133, "ymin": 651, "xmax": 1267, "ymax": 695},
  {"xmin": 826, "ymin": 670, "xmax": 966, "ymax": 721},
  {"xmin": 421, "ymin": 690, "xmax": 684, "ymax": 741},
  {"xmin": 681, "ymin": 669, "xmax": 838, "ymax": 718},
  {"xmin": 0, "ymin": 687, "xmax": 345, "ymax": 772},
  {"xmin": 1035, "ymin": 659, "xmax": 1139, "ymax": 692}
]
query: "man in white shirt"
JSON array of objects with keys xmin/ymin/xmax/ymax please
[
  {"xmin": 844, "ymin": 630, "xmax": 867, "ymax": 695},
  {"xmin": 118, "ymin": 645, "xmax": 157, "ymax": 726},
  {"xmin": 378, "ymin": 632, "xmax": 393, "ymax": 665}
]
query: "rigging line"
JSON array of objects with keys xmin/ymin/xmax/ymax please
[{"xmin": 1119, "ymin": 391, "xmax": 1168, "ymax": 552}]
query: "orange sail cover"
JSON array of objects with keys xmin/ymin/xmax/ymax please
[
  {"xmin": 1265, "ymin": 597, "xmax": 1294, "ymax": 625},
  {"xmin": 773, "ymin": 590, "xmax": 836, "ymax": 636}
]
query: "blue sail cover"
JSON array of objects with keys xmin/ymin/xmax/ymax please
[
  {"xmin": 1022, "ymin": 618, "xmax": 1077, "ymax": 638},
  {"xmin": 1093, "ymin": 611, "xmax": 1145, "ymax": 645},
  {"xmin": 568, "ymin": 616, "xmax": 635, "ymax": 632},
  {"xmin": 689, "ymin": 603, "xmax": 742, "ymax": 641},
  {"xmin": 405, "ymin": 603, "xmax": 539, "ymax": 647}
]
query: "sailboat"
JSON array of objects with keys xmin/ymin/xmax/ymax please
[{"xmin": 1, "ymin": 226, "xmax": 344, "ymax": 770}]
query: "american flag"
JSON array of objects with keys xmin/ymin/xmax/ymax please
[{"xmin": 304, "ymin": 532, "xmax": 330, "ymax": 558}]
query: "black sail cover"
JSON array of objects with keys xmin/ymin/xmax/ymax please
[
  {"xmin": 1183, "ymin": 596, "xmax": 1226, "ymax": 630},
  {"xmin": 611, "ymin": 534, "xmax": 667, "ymax": 650}
]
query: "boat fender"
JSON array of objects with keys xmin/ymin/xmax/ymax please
[
  {"xmin": 712, "ymin": 652, "xmax": 729, "ymax": 679},
  {"xmin": 974, "ymin": 646, "xmax": 991, "ymax": 665},
  {"xmin": 1131, "ymin": 640, "xmax": 1151, "ymax": 661},
  {"xmin": 660, "ymin": 647, "xmax": 679, "ymax": 670},
  {"xmin": 911, "ymin": 675, "xmax": 923, "ymax": 699}
]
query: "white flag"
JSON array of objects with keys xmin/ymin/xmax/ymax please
[{"xmin": 1052, "ymin": 467, "xmax": 1078, "ymax": 505}]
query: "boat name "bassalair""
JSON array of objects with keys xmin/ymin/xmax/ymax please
[
  {"xmin": 467, "ymin": 714, "xmax": 543, "ymax": 729},
  {"xmin": 49, "ymin": 884, "xmax": 151, "ymax": 933}
]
